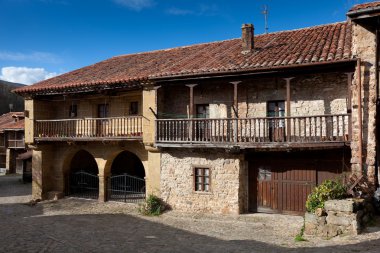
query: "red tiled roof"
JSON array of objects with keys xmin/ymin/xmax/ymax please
[
  {"xmin": 15, "ymin": 22, "xmax": 353, "ymax": 95},
  {"xmin": 3, "ymin": 119, "xmax": 25, "ymax": 130},
  {"xmin": 349, "ymin": 1, "xmax": 380, "ymax": 11},
  {"xmin": 0, "ymin": 112, "xmax": 24, "ymax": 132}
]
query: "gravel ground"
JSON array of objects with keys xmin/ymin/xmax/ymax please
[{"xmin": 1, "ymin": 174, "xmax": 380, "ymax": 253}]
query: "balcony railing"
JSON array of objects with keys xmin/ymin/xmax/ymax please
[
  {"xmin": 35, "ymin": 116, "xmax": 143, "ymax": 141},
  {"xmin": 156, "ymin": 114, "xmax": 351, "ymax": 147},
  {"xmin": 8, "ymin": 139, "xmax": 25, "ymax": 148}
]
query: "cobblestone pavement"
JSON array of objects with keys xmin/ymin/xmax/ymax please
[{"xmin": 1, "ymin": 175, "xmax": 380, "ymax": 252}]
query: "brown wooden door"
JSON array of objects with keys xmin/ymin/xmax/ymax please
[
  {"xmin": 267, "ymin": 101, "xmax": 285, "ymax": 142},
  {"xmin": 97, "ymin": 104, "xmax": 109, "ymax": 136},
  {"xmin": 249, "ymin": 150, "xmax": 349, "ymax": 215},
  {"xmin": 195, "ymin": 104, "xmax": 210, "ymax": 141}
]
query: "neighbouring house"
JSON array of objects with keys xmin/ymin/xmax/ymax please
[
  {"xmin": 13, "ymin": 2, "xmax": 380, "ymax": 214},
  {"xmin": 0, "ymin": 112, "xmax": 31, "ymax": 181}
]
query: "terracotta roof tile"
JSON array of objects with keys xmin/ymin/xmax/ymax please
[
  {"xmin": 0, "ymin": 112, "xmax": 24, "ymax": 132},
  {"xmin": 3, "ymin": 119, "xmax": 24, "ymax": 130},
  {"xmin": 15, "ymin": 22, "xmax": 353, "ymax": 95},
  {"xmin": 349, "ymin": 1, "xmax": 380, "ymax": 11}
]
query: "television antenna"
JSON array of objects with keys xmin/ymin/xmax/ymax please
[{"xmin": 262, "ymin": 5, "xmax": 269, "ymax": 34}]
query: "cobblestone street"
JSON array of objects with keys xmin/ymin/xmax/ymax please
[{"xmin": 1, "ymin": 175, "xmax": 380, "ymax": 253}]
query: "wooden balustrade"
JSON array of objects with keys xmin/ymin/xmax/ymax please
[
  {"xmin": 156, "ymin": 114, "xmax": 351, "ymax": 145},
  {"xmin": 35, "ymin": 116, "xmax": 143, "ymax": 140},
  {"xmin": 7, "ymin": 139, "xmax": 25, "ymax": 148}
]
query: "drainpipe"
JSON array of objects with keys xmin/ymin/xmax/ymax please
[
  {"xmin": 357, "ymin": 58, "xmax": 363, "ymax": 176},
  {"xmin": 376, "ymin": 20, "xmax": 380, "ymax": 186}
]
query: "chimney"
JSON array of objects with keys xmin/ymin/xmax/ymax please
[{"xmin": 241, "ymin": 23, "xmax": 254, "ymax": 54}]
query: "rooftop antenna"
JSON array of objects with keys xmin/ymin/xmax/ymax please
[{"xmin": 262, "ymin": 5, "xmax": 269, "ymax": 34}]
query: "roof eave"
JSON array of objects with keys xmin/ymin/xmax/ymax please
[
  {"xmin": 347, "ymin": 6, "xmax": 380, "ymax": 18},
  {"xmin": 14, "ymin": 80, "xmax": 144, "ymax": 97},
  {"xmin": 150, "ymin": 59, "xmax": 357, "ymax": 82}
]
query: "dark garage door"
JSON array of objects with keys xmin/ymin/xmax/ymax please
[{"xmin": 248, "ymin": 149, "xmax": 350, "ymax": 215}]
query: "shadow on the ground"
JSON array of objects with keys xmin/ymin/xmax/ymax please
[
  {"xmin": 0, "ymin": 174, "xmax": 31, "ymax": 197},
  {"xmin": 0, "ymin": 202, "xmax": 380, "ymax": 253}
]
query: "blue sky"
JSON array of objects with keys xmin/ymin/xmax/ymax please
[{"xmin": 0, "ymin": 0, "xmax": 373, "ymax": 85}]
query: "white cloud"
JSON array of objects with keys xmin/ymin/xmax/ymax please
[
  {"xmin": 0, "ymin": 51, "xmax": 61, "ymax": 64},
  {"xmin": 166, "ymin": 7, "xmax": 194, "ymax": 16},
  {"xmin": 0, "ymin": 66, "xmax": 58, "ymax": 85},
  {"xmin": 113, "ymin": 0, "xmax": 154, "ymax": 11},
  {"xmin": 166, "ymin": 4, "xmax": 219, "ymax": 16}
]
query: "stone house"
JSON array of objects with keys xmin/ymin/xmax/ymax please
[
  {"xmin": 0, "ymin": 112, "xmax": 30, "ymax": 179},
  {"xmin": 14, "ymin": 2, "xmax": 380, "ymax": 214}
]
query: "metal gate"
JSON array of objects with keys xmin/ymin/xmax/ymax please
[
  {"xmin": 108, "ymin": 173, "xmax": 146, "ymax": 203},
  {"xmin": 67, "ymin": 170, "xmax": 99, "ymax": 199}
]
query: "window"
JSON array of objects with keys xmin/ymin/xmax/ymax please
[
  {"xmin": 194, "ymin": 167, "xmax": 210, "ymax": 192},
  {"xmin": 69, "ymin": 104, "xmax": 78, "ymax": 118},
  {"xmin": 129, "ymin": 101, "xmax": 139, "ymax": 115},
  {"xmin": 196, "ymin": 104, "xmax": 209, "ymax": 118},
  {"xmin": 267, "ymin": 100, "xmax": 285, "ymax": 118}
]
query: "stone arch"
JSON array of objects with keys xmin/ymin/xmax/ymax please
[
  {"xmin": 64, "ymin": 149, "xmax": 99, "ymax": 199},
  {"xmin": 104, "ymin": 148, "xmax": 146, "ymax": 178},
  {"xmin": 110, "ymin": 151, "xmax": 145, "ymax": 178},
  {"xmin": 70, "ymin": 150, "xmax": 98, "ymax": 174},
  {"xmin": 106, "ymin": 150, "xmax": 146, "ymax": 202},
  {"xmin": 61, "ymin": 147, "xmax": 96, "ymax": 176}
]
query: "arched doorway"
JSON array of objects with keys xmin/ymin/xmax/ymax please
[
  {"xmin": 67, "ymin": 150, "xmax": 99, "ymax": 199},
  {"xmin": 108, "ymin": 151, "xmax": 146, "ymax": 202}
]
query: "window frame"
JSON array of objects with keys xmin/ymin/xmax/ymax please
[
  {"xmin": 129, "ymin": 101, "xmax": 139, "ymax": 116},
  {"xmin": 69, "ymin": 104, "xmax": 78, "ymax": 118},
  {"xmin": 193, "ymin": 166, "xmax": 211, "ymax": 193}
]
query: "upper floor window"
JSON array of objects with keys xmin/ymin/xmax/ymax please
[
  {"xmin": 129, "ymin": 101, "xmax": 139, "ymax": 115},
  {"xmin": 69, "ymin": 104, "xmax": 78, "ymax": 118},
  {"xmin": 98, "ymin": 104, "xmax": 109, "ymax": 118},
  {"xmin": 267, "ymin": 100, "xmax": 285, "ymax": 117}
]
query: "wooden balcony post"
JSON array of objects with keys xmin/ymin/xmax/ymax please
[
  {"xmin": 231, "ymin": 81, "xmax": 241, "ymax": 143},
  {"xmin": 284, "ymin": 77, "xmax": 294, "ymax": 140},
  {"xmin": 186, "ymin": 84, "xmax": 198, "ymax": 142},
  {"xmin": 345, "ymin": 72, "xmax": 354, "ymax": 141}
]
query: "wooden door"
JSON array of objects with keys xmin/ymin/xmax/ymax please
[
  {"xmin": 257, "ymin": 165, "xmax": 275, "ymax": 211},
  {"xmin": 195, "ymin": 104, "xmax": 210, "ymax": 141},
  {"xmin": 97, "ymin": 104, "xmax": 109, "ymax": 136},
  {"xmin": 249, "ymin": 150, "xmax": 348, "ymax": 215},
  {"xmin": 267, "ymin": 101, "xmax": 285, "ymax": 142}
]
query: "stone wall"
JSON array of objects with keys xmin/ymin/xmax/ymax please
[
  {"xmin": 304, "ymin": 199, "xmax": 373, "ymax": 238},
  {"xmin": 34, "ymin": 91, "xmax": 143, "ymax": 120},
  {"xmin": 160, "ymin": 73, "xmax": 349, "ymax": 119},
  {"xmin": 160, "ymin": 150, "xmax": 246, "ymax": 214},
  {"xmin": 350, "ymin": 20, "xmax": 377, "ymax": 183}
]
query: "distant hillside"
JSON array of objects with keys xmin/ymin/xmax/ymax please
[{"xmin": 0, "ymin": 80, "xmax": 25, "ymax": 115}]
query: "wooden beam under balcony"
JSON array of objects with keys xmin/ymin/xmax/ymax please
[{"xmin": 34, "ymin": 116, "xmax": 143, "ymax": 142}]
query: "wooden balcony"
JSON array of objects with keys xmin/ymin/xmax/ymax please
[
  {"xmin": 8, "ymin": 139, "xmax": 25, "ymax": 149},
  {"xmin": 156, "ymin": 114, "xmax": 351, "ymax": 149},
  {"xmin": 35, "ymin": 116, "xmax": 143, "ymax": 141}
]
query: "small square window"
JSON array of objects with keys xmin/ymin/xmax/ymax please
[
  {"xmin": 129, "ymin": 101, "xmax": 139, "ymax": 115},
  {"xmin": 69, "ymin": 104, "xmax": 77, "ymax": 118},
  {"xmin": 194, "ymin": 167, "xmax": 210, "ymax": 192}
]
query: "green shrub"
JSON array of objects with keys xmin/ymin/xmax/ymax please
[
  {"xmin": 305, "ymin": 179, "xmax": 346, "ymax": 213},
  {"xmin": 139, "ymin": 194, "xmax": 165, "ymax": 216}
]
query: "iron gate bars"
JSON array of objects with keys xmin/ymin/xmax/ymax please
[
  {"xmin": 108, "ymin": 173, "xmax": 146, "ymax": 203},
  {"xmin": 67, "ymin": 170, "xmax": 99, "ymax": 199}
]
